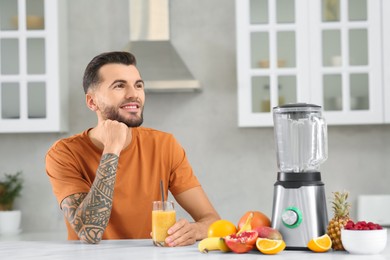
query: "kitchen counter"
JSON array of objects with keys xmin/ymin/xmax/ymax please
[
  {"xmin": 0, "ymin": 231, "xmax": 67, "ymax": 242},
  {"xmin": 0, "ymin": 235, "xmax": 389, "ymax": 260}
]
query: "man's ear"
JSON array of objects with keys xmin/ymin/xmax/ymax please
[{"xmin": 86, "ymin": 93, "xmax": 98, "ymax": 111}]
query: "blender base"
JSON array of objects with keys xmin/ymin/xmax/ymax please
[{"xmin": 271, "ymin": 172, "xmax": 328, "ymax": 249}]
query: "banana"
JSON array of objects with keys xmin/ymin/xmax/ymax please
[{"xmin": 198, "ymin": 237, "xmax": 230, "ymax": 253}]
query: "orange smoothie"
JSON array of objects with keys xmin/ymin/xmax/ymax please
[{"xmin": 152, "ymin": 210, "xmax": 176, "ymax": 246}]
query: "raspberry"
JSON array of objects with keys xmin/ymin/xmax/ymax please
[
  {"xmin": 344, "ymin": 220, "xmax": 383, "ymax": 230},
  {"xmin": 344, "ymin": 220, "xmax": 355, "ymax": 230},
  {"xmin": 368, "ymin": 222, "xmax": 377, "ymax": 230}
]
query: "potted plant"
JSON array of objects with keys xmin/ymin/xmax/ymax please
[{"xmin": 0, "ymin": 171, "xmax": 23, "ymax": 234}]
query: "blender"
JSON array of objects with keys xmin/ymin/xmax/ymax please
[{"xmin": 271, "ymin": 103, "xmax": 328, "ymax": 249}]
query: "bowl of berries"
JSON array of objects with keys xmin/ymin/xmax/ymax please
[{"xmin": 341, "ymin": 220, "xmax": 387, "ymax": 255}]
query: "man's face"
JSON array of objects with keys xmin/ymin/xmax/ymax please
[{"xmin": 88, "ymin": 63, "xmax": 145, "ymax": 127}]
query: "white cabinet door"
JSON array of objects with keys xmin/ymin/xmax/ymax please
[
  {"xmin": 236, "ymin": 0, "xmax": 384, "ymax": 127},
  {"xmin": 236, "ymin": 0, "xmax": 310, "ymax": 127},
  {"xmin": 383, "ymin": 0, "xmax": 390, "ymax": 123},
  {"xmin": 309, "ymin": 0, "xmax": 383, "ymax": 125},
  {"xmin": 0, "ymin": 0, "xmax": 68, "ymax": 133}
]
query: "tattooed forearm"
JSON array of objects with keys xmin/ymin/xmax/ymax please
[{"xmin": 61, "ymin": 153, "xmax": 119, "ymax": 244}]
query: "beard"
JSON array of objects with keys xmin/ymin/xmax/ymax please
[{"xmin": 100, "ymin": 103, "xmax": 144, "ymax": 127}]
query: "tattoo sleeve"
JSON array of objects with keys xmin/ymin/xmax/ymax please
[{"xmin": 61, "ymin": 153, "xmax": 119, "ymax": 244}]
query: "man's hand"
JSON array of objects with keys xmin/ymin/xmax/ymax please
[
  {"xmin": 165, "ymin": 219, "xmax": 199, "ymax": 247},
  {"xmin": 164, "ymin": 187, "xmax": 220, "ymax": 247},
  {"xmin": 94, "ymin": 119, "xmax": 129, "ymax": 155}
]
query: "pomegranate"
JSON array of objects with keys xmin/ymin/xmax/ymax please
[{"xmin": 224, "ymin": 231, "xmax": 258, "ymax": 254}]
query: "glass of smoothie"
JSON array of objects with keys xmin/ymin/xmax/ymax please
[{"xmin": 152, "ymin": 201, "xmax": 176, "ymax": 247}]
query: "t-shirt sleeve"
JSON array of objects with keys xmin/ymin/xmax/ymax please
[
  {"xmin": 167, "ymin": 136, "xmax": 201, "ymax": 195},
  {"xmin": 45, "ymin": 141, "xmax": 92, "ymax": 207}
]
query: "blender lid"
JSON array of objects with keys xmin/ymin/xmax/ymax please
[
  {"xmin": 273, "ymin": 103, "xmax": 322, "ymax": 113},
  {"xmin": 275, "ymin": 103, "xmax": 321, "ymax": 109}
]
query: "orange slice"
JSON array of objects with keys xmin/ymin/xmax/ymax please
[
  {"xmin": 307, "ymin": 234, "xmax": 332, "ymax": 252},
  {"xmin": 256, "ymin": 238, "xmax": 286, "ymax": 255}
]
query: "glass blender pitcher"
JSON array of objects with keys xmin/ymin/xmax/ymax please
[
  {"xmin": 271, "ymin": 103, "xmax": 329, "ymax": 249},
  {"xmin": 273, "ymin": 103, "xmax": 328, "ymax": 172}
]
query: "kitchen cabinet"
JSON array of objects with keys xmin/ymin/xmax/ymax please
[
  {"xmin": 0, "ymin": 0, "xmax": 68, "ymax": 133},
  {"xmin": 236, "ymin": 0, "xmax": 385, "ymax": 127},
  {"xmin": 383, "ymin": 0, "xmax": 390, "ymax": 123}
]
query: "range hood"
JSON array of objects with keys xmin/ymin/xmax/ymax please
[{"xmin": 125, "ymin": 0, "xmax": 200, "ymax": 92}]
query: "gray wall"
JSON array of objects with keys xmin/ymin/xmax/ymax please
[{"xmin": 0, "ymin": 0, "xmax": 389, "ymax": 235}]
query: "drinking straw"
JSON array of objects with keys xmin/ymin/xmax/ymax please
[{"xmin": 160, "ymin": 179, "xmax": 165, "ymax": 209}]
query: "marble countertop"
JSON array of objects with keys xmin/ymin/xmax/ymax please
[
  {"xmin": 0, "ymin": 231, "xmax": 68, "ymax": 242},
  {"xmin": 0, "ymin": 236, "xmax": 389, "ymax": 260}
]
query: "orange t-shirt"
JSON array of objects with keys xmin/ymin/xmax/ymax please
[{"xmin": 45, "ymin": 127, "xmax": 200, "ymax": 240}]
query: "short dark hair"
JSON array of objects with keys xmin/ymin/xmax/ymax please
[{"xmin": 82, "ymin": 51, "xmax": 137, "ymax": 94}]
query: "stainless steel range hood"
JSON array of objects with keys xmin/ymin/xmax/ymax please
[{"xmin": 125, "ymin": 0, "xmax": 200, "ymax": 92}]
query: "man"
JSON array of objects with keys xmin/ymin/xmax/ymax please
[{"xmin": 46, "ymin": 51, "xmax": 220, "ymax": 246}]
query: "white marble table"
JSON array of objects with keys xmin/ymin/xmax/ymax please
[
  {"xmin": 0, "ymin": 231, "xmax": 67, "ymax": 242},
  {"xmin": 0, "ymin": 237, "xmax": 389, "ymax": 260}
]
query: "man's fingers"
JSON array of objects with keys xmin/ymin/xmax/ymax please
[{"xmin": 165, "ymin": 219, "xmax": 197, "ymax": 247}]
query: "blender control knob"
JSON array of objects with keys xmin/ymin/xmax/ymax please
[{"xmin": 281, "ymin": 207, "xmax": 302, "ymax": 228}]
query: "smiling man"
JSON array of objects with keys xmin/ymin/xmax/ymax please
[{"xmin": 45, "ymin": 51, "xmax": 220, "ymax": 245}]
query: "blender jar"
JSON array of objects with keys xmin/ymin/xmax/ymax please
[{"xmin": 273, "ymin": 103, "xmax": 328, "ymax": 173}]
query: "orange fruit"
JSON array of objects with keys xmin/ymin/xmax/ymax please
[
  {"xmin": 307, "ymin": 234, "xmax": 332, "ymax": 252},
  {"xmin": 256, "ymin": 238, "xmax": 286, "ymax": 254},
  {"xmin": 207, "ymin": 220, "xmax": 237, "ymax": 238}
]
